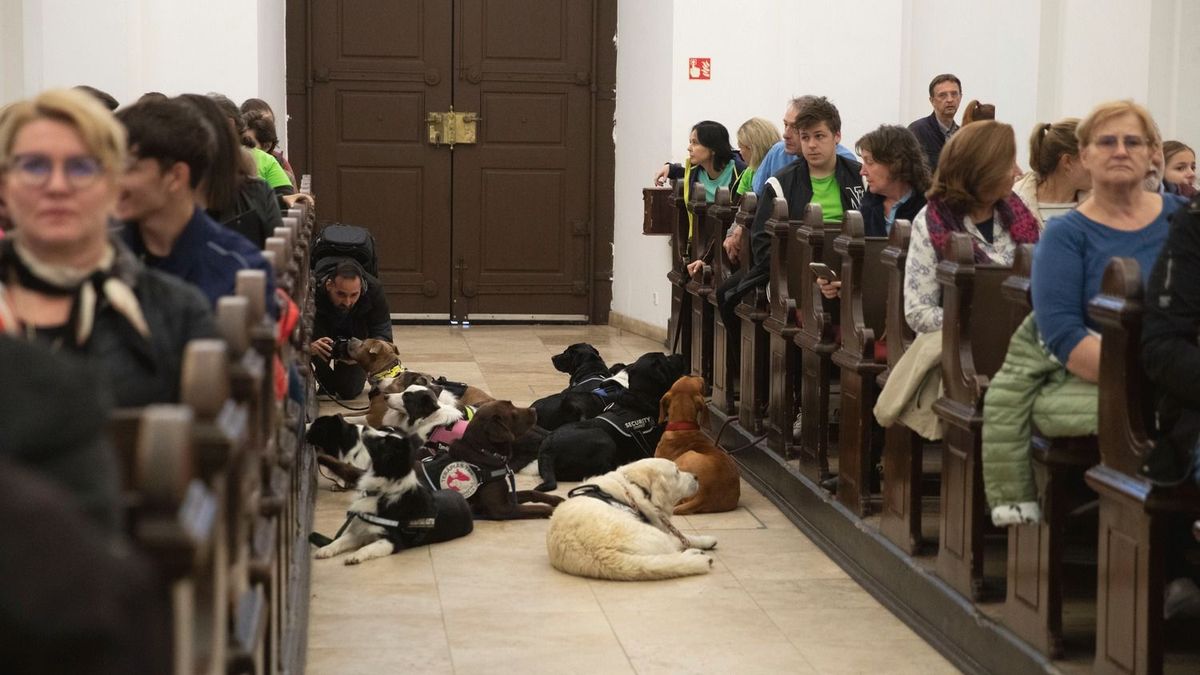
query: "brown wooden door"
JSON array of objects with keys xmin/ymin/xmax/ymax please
[{"xmin": 307, "ymin": 0, "xmax": 598, "ymax": 322}]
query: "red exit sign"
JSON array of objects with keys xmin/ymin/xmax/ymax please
[{"xmin": 688, "ymin": 57, "xmax": 711, "ymax": 80}]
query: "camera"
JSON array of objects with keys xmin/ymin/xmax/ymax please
[{"xmin": 330, "ymin": 338, "xmax": 352, "ymax": 360}]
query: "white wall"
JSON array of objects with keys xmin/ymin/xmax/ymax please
[
  {"xmin": 610, "ymin": 0, "xmax": 1200, "ymax": 331},
  {"xmin": 3, "ymin": 0, "xmax": 288, "ymax": 144}
]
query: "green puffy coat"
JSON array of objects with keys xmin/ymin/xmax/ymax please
[{"xmin": 981, "ymin": 314, "xmax": 1098, "ymax": 508}]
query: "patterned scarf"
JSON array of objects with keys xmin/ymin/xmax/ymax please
[
  {"xmin": 925, "ymin": 193, "xmax": 1040, "ymax": 263},
  {"xmin": 0, "ymin": 234, "xmax": 149, "ymax": 347}
]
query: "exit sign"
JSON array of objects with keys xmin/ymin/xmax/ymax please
[{"xmin": 688, "ymin": 57, "xmax": 711, "ymax": 80}]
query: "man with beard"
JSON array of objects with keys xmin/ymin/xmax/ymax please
[
  {"xmin": 908, "ymin": 73, "xmax": 962, "ymax": 171},
  {"xmin": 311, "ymin": 259, "xmax": 392, "ymax": 398}
]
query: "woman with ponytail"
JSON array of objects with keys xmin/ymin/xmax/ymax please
[
  {"xmin": 1013, "ymin": 119, "xmax": 1091, "ymax": 228},
  {"xmin": 903, "ymin": 121, "xmax": 1040, "ymax": 334}
]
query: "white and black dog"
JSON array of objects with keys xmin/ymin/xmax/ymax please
[
  {"xmin": 306, "ymin": 415, "xmax": 372, "ymax": 486},
  {"xmin": 381, "ymin": 385, "xmax": 466, "ymax": 442},
  {"xmin": 313, "ymin": 428, "xmax": 474, "ymax": 565}
]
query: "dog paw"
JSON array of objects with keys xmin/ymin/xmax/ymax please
[
  {"xmin": 314, "ymin": 545, "xmax": 337, "ymax": 559},
  {"xmin": 683, "ymin": 549, "xmax": 714, "ymax": 568},
  {"xmin": 690, "ymin": 535, "xmax": 718, "ymax": 551},
  {"xmin": 534, "ymin": 480, "xmax": 557, "ymax": 492},
  {"xmin": 343, "ymin": 554, "xmax": 363, "ymax": 566}
]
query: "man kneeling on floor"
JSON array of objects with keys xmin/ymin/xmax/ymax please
[{"xmin": 311, "ymin": 258, "xmax": 392, "ymax": 399}]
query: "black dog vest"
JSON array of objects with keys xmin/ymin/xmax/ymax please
[
  {"xmin": 593, "ymin": 406, "xmax": 659, "ymax": 457},
  {"xmin": 416, "ymin": 447, "xmax": 511, "ymax": 499}
]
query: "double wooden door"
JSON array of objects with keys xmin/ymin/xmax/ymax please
[{"xmin": 309, "ymin": 0, "xmax": 600, "ymax": 321}]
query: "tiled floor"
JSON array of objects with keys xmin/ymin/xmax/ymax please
[{"xmin": 306, "ymin": 324, "xmax": 958, "ymax": 674}]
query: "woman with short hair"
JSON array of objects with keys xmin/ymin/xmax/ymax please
[
  {"xmin": 903, "ymin": 121, "xmax": 1041, "ymax": 334},
  {"xmin": 0, "ymin": 88, "xmax": 215, "ymax": 406}
]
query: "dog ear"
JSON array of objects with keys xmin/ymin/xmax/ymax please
[
  {"xmin": 692, "ymin": 394, "xmax": 709, "ymax": 427},
  {"xmin": 390, "ymin": 342, "xmax": 400, "ymax": 356},
  {"xmin": 646, "ymin": 469, "xmax": 677, "ymax": 516},
  {"xmin": 485, "ymin": 416, "xmax": 516, "ymax": 443},
  {"xmin": 658, "ymin": 392, "xmax": 672, "ymax": 423}
]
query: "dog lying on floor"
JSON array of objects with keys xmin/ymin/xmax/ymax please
[
  {"xmin": 654, "ymin": 375, "xmax": 740, "ymax": 514},
  {"xmin": 534, "ymin": 352, "xmax": 688, "ymax": 492},
  {"xmin": 313, "ymin": 428, "xmax": 474, "ymax": 565},
  {"xmin": 545, "ymin": 457, "xmax": 717, "ymax": 580},
  {"xmin": 418, "ymin": 400, "xmax": 563, "ymax": 519},
  {"xmin": 531, "ymin": 343, "xmax": 622, "ymax": 430},
  {"xmin": 305, "ymin": 415, "xmax": 372, "ymax": 487}
]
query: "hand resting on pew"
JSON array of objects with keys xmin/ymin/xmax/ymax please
[{"xmin": 723, "ymin": 225, "xmax": 742, "ymax": 263}]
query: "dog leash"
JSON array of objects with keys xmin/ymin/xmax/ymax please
[
  {"xmin": 711, "ymin": 415, "xmax": 767, "ymax": 455},
  {"xmin": 619, "ymin": 482, "xmax": 690, "ymax": 548}
]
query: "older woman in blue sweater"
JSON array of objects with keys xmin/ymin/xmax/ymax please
[{"xmin": 1033, "ymin": 100, "xmax": 1186, "ymax": 382}]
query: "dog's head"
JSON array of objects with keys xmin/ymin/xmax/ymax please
[
  {"xmin": 658, "ymin": 375, "xmax": 708, "ymax": 426},
  {"xmin": 360, "ymin": 427, "xmax": 422, "ymax": 480},
  {"xmin": 345, "ymin": 338, "xmax": 403, "ymax": 376},
  {"xmin": 464, "ymin": 400, "xmax": 538, "ymax": 449},
  {"xmin": 305, "ymin": 414, "xmax": 361, "ymax": 458},
  {"xmin": 626, "ymin": 352, "xmax": 689, "ymax": 401},
  {"xmin": 551, "ymin": 343, "xmax": 604, "ymax": 375},
  {"xmin": 388, "ymin": 370, "xmax": 435, "ymax": 392},
  {"xmin": 382, "ymin": 385, "xmax": 441, "ymax": 427},
  {"xmin": 619, "ymin": 457, "xmax": 699, "ymax": 515}
]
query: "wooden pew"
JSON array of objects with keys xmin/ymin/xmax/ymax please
[
  {"xmin": 667, "ymin": 180, "xmax": 692, "ymax": 359},
  {"xmin": 735, "ymin": 202, "xmax": 774, "ymax": 434},
  {"xmin": 876, "ymin": 221, "xmax": 934, "ymax": 554},
  {"xmin": 932, "ymin": 232, "xmax": 1028, "ymax": 600},
  {"xmin": 700, "ymin": 189, "xmax": 748, "ymax": 415},
  {"xmin": 831, "ymin": 212, "xmax": 889, "ymax": 515},
  {"xmin": 996, "ymin": 245, "xmax": 1100, "ymax": 658},
  {"xmin": 794, "ymin": 206, "xmax": 842, "ymax": 481},
  {"xmin": 1086, "ymin": 258, "xmax": 1200, "ymax": 675},
  {"xmin": 762, "ymin": 199, "xmax": 804, "ymax": 458},
  {"xmin": 684, "ymin": 183, "xmax": 713, "ymax": 385}
]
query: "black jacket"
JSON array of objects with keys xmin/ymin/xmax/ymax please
[
  {"xmin": 208, "ymin": 177, "xmax": 283, "ymax": 249},
  {"xmin": 740, "ymin": 154, "xmax": 864, "ymax": 292},
  {"xmin": 1142, "ymin": 197, "xmax": 1200, "ymax": 483},
  {"xmin": 313, "ymin": 270, "xmax": 392, "ymax": 342},
  {"xmin": 909, "ymin": 113, "xmax": 949, "ymax": 172},
  {"xmin": 859, "ymin": 189, "xmax": 928, "ymax": 237}
]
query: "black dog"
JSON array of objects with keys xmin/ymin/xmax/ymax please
[
  {"xmin": 531, "ymin": 343, "xmax": 617, "ymax": 430},
  {"xmin": 534, "ymin": 352, "xmax": 689, "ymax": 491},
  {"xmin": 313, "ymin": 429, "xmax": 474, "ymax": 564}
]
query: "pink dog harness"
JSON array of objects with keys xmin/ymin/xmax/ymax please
[{"xmin": 428, "ymin": 419, "xmax": 469, "ymax": 446}]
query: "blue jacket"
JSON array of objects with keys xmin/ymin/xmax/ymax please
[{"xmin": 121, "ymin": 207, "xmax": 279, "ymax": 318}]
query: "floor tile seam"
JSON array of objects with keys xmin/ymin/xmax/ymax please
[
  {"xmin": 585, "ymin": 576, "xmax": 640, "ymax": 671},
  {"xmin": 424, "ymin": 546, "xmax": 461, "ymax": 675}
]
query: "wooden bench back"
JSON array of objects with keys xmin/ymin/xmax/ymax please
[
  {"xmin": 796, "ymin": 204, "xmax": 841, "ymax": 345},
  {"xmin": 707, "ymin": 187, "xmax": 737, "ymax": 285},
  {"xmin": 763, "ymin": 197, "xmax": 793, "ymax": 325},
  {"xmin": 834, "ymin": 211, "xmax": 889, "ymax": 360}
]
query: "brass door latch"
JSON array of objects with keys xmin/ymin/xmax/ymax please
[{"xmin": 426, "ymin": 106, "xmax": 481, "ymax": 148}]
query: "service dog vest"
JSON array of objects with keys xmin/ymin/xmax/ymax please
[
  {"xmin": 594, "ymin": 406, "xmax": 660, "ymax": 457},
  {"xmin": 416, "ymin": 448, "xmax": 510, "ymax": 499}
]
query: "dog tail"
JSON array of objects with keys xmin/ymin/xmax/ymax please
[{"xmin": 556, "ymin": 549, "xmax": 713, "ymax": 581}]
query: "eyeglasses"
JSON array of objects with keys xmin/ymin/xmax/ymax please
[
  {"xmin": 1093, "ymin": 135, "xmax": 1149, "ymax": 152},
  {"xmin": 4, "ymin": 153, "xmax": 104, "ymax": 189}
]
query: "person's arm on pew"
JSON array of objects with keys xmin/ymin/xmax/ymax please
[{"xmin": 902, "ymin": 209, "xmax": 944, "ymax": 333}]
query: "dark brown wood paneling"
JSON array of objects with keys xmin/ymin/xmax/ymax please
[
  {"xmin": 310, "ymin": 0, "xmax": 452, "ymax": 316},
  {"xmin": 452, "ymin": 0, "xmax": 595, "ymax": 320}
]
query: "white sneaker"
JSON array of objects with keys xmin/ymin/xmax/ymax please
[{"xmin": 1164, "ymin": 577, "xmax": 1200, "ymax": 620}]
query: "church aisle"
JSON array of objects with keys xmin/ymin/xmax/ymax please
[{"xmin": 306, "ymin": 325, "xmax": 957, "ymax": 674}]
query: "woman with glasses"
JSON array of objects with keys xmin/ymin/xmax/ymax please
[
  {"xmin": 0, "ymin": 88, "xmax": 216, "ymax": 406},
  {"xmin": 1032, "ymin": 100, "xmax": 1183, "ymax": 383}
]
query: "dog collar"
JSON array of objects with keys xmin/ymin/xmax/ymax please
[
  {"xmin": 463, "ymin": 405, "xmax": 476, "ymax": 421},
  {"xmin": 567, "ymin": 484, "xmax": 647, "ymax": 523},
  {"xmin": 370, "ymin": 363, "xmax": 405, "ymax": 382},
  {"xmin": 665, "ymin": 421, "xmax": 700, "ymax": 432}
]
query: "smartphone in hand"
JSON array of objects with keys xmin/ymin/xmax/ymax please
[{"xmin": 809, "ymin": 262, "xmax": 839, "ymax": 281}]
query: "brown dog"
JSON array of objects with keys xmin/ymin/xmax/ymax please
[
  {"xmin": 654, "ymin": 376, "xmax": 740, "ymax": 514},
  {"xmin": 345, "ymin": 338, "xmax": 405, "ymax": 384},
  {"xmin": 438, "ymin": 401, "xmax": 563, "ymax": 519}
]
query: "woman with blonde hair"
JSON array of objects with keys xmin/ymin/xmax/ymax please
[
  {"xmin": 721, "ymin": 117, "xmax": 780, "ymax": 267},
  {"xmin": 1013, "ymin": 118, "xmax": 1092, "ymax": 228},
  {"xmin": 903, "ymin": 120, "xmax": 1040, "ymax": 334},
  {"xmin": 0, "ymin": 88, "xmax": 215, "ymax": 406}
]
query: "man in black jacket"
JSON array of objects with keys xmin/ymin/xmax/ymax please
[
  {"xmin": 907, "ymin": 73, "xmax": 962, "ymax": 171},
  {"xmin": 311, "ymin": 259, "xmax": 392, "ymax": 398},
  {"xmin": 714, "ymin": 96, "xmax": 865, "ymax": 332}
]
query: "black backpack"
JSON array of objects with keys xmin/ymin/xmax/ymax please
[{"xmin": 311, "ymin": 224, "xmax": 378, "ymax": 278}]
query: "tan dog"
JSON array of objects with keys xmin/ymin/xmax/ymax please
[
  {"xmin": 654, "ymin": 376, "xmax": 740, "ymax": 514},
  {"xmin": 344, "ymin": 338, "xmax": 405, "ymax": 384}
]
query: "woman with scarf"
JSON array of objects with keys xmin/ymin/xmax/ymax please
[
  {"xmin": 0, "ymin": 88, "xmax": 216, "ymax": 407},
  {"xmin": 903, "ymin": 120, "xmax": 1041, "ymax": 334}
]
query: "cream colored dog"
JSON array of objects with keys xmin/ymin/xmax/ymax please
[{"xmin": 545, "ymin": 458, "xmax": 717, "ymax": 580}]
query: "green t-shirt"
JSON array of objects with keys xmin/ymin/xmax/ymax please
[
  {"xmin": 736, "ymin": 167, "xmax": 755, "ymax": 195},
  {"xmin": 810, "ymin": 173, "xmax": 843, "ymax": 223},
  {"xmin": 253, "ymin": 147, "xmax": 293, "ymax": 191}
]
